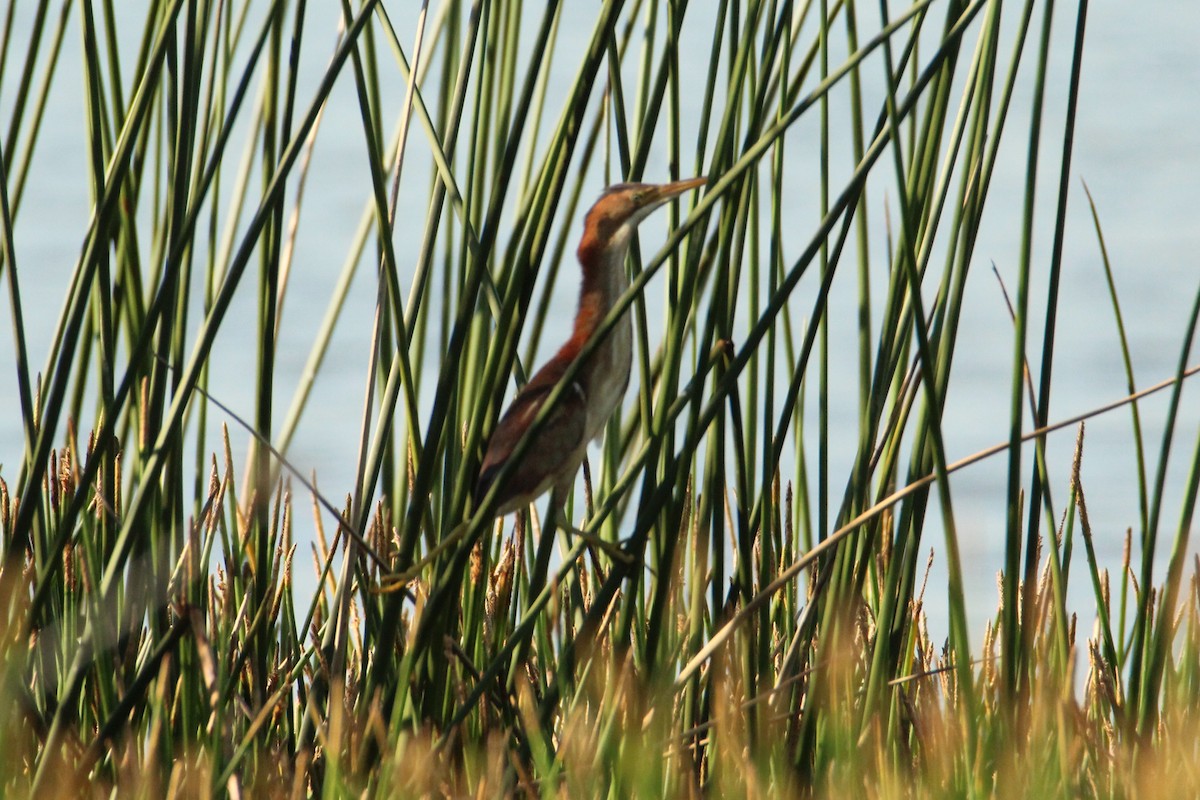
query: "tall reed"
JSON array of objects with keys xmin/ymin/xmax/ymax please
[{"xmin": 2, "ymin": 0, "xmax": 1198, "ymax": 795}]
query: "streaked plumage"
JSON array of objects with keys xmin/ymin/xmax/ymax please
[{"xmin": 475, "ymin": 177, "xmax": 706, "ymax": 516}]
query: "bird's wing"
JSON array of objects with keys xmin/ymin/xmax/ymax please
[{"xmin": 474, "ymin": 366, "xmax": 588, "ymax": 513}]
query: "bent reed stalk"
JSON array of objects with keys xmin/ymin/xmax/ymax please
[{"xmin": 3, "ymin": 1, "xmax": 1200, "ymax": 797}]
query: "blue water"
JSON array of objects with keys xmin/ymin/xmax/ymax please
[{"xmin": 1, "ymin": 2, "xmax": 1197, "ymax": 657}]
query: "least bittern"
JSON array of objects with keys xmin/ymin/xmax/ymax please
[
  {"xmin": 475, "ymin": 177, "xmax": 706, "ymax": 520},
  {"xmin": 373, "ymin": 178, "xmax": 705, "ymax": 598}
]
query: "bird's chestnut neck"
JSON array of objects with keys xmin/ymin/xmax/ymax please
[{"xmin": 572, "ymin": 222, "xmax": 633, "ymax": 343}]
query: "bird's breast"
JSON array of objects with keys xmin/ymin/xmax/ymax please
[
  {"xmin": 582, "ymin": 304, "xmax": 632, "ymax": 443},
  {"xmin": 574, "ymin": 251, "xmax": 635, "ymax": 443}
]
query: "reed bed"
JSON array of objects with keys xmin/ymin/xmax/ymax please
[{"xmin": 2, "ymin": 0, "xmax": 1198, "ymax": 796}]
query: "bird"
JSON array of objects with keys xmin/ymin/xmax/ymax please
[{"xmin": 474, "ymin": 177, "xmax": 707, "ymax": 520}]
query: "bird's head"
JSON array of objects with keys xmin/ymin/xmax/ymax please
[{"xmin": 578, "ymin": 177, "xmax": 706, "ymax": 265}]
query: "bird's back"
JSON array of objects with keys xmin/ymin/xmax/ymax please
[{"xmin": 473, "ymin": 356, "xmax": 589, "ymax": 516}]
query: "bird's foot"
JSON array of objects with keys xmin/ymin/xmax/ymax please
[{"xmin": 557, "ymin": 521, "xmax": 634, "ymax": 565}]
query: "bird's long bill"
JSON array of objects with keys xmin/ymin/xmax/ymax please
[{"xmin": 648, "ymin": 176, "xmax": 707, "ymax": 205}]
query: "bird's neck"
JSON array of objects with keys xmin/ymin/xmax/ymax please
[
  {"xmin": 570, "ymin": 228, "xmax": 632, "ymax": 349},
  {"xmin": 564, "ymin": 227, "xmax": 634, "ymax": 439}
]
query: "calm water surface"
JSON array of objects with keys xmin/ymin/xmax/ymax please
[{"xmin": 2, "ymin": 3, "xmax": 1198, "ymax": 647}]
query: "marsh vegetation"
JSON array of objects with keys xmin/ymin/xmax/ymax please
[{"xmin": 1, "ymin": 0, "xmax": 1198, "ymax": 796}]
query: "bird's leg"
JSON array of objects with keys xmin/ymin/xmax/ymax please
[
  {"xmin": 559, "ymin": 521, "xmax": 634, "ymax": 565},
  {"xmin": 578, "ymin": 457, "xmax": 609, "ymax": 584},
  {"xmin": 503, "ymin": 490, "xmax": 563, "ymax": 695},
  {"xmin": 570, "ymin": 458, "xmax": 634, "ymax": 567},
  {"xmin": 522, "ymin": 486, "xmax": 626, "ymax": 634},
  {"xmin": 527, "ymin": 489, "xmax": 561, "ymax": 613}
]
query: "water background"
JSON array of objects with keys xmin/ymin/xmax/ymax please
[{"xmin": 2, "ymin": 2, "xmax": 1198, "ymax": 653}]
